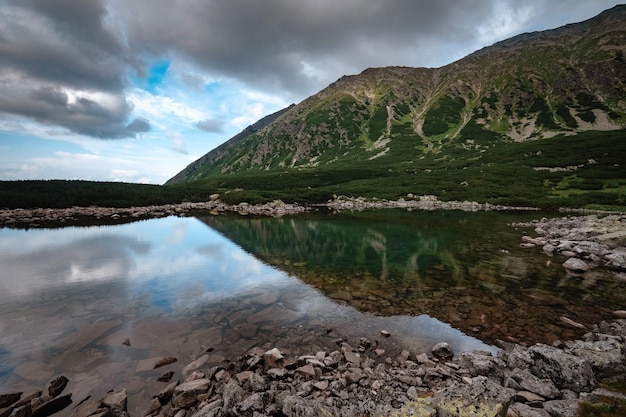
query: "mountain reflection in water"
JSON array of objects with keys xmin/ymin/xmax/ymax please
[
  {"xmin": 200, "ymin": 209, "xmax": 624, "ymax": 346},
  {"xmin": 0, "ymin": 214, "xmax": 502, "ymax": 416}
]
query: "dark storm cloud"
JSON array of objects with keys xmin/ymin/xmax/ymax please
[
  {"xmin": 196, "ymin": 119, "xmax": 225, "ymax": 134},
  {"xmin": 120, "ymin": 0, "xmax": 498, "ymax": 97},
  {"xmin": 0, "ymin": 0, "xmax": 145, "ymax": 139},
  {"xmin": 0, "ymin": 0, "xmax": 621, "ymax": 139}
]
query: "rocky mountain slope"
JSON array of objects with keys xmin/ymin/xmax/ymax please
[{"xmin": 168, "ymin": 5, "xmax": 625, "ymax": 185}]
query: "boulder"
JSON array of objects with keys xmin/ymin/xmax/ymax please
[
  {"xmin": 47, "ymin": 376, "xmax": 68, "ymax": 398},
  {"xmin": 431, "ymin": 342, "xmax": 454, "ymax": 361},
  {"xmin": 171, "ymin": 379, "xmax": 210, "ymax": 409},
  {"xmin": 507, "ymin": 344, "xmax": 596, "ymax": 393},
  {"xmin": 542, "ymin": 399, "xmax": 580, "ymax": 417},
  {"xmin": 426, "ymin": 376, "xmax": 514, "ymax": 417},
  {"xmin": 101, "ymin": 389, "xmax": 127, "ymax": 411},
  {"xmin": 562, "ymin": 257, "xmax": 590, "ymax": 273},
  {"xmin": 566, "ymin": 340, "xmax": 626, "ymax": 378},
  {"xmin": 263, "ymin": 347, "xmax": 284, "ymax": 368}
]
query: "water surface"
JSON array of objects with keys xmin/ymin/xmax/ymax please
[{"xmin": 0, "ymin": 213, "xmax": 507, "ymax": 415}]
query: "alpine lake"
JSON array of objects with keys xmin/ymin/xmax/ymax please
[{"xmin": 1, "ymin": 208, "xmax": 624, "ymax": 415}]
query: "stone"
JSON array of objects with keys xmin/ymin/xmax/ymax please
[
  {"xmin": 343, "ymin": 349, "xmax": 361, "ymax": 366},
  {"xmin": 459, "ymin": 351, "xmax": 506, "ymax": 381},
  {"xmin": 295, "ymin": 364, "xmax": 317, "ymax": 378},
  {"xmin": 566, "ymin": 339, "xmax": 626, "ymax": 378},
  {"xmin": 154, "ymin": 356, "xmax": 177, "ymax": 369},
  {"xmin": 562, "ymin": 257, "xmax": 590, "ymax": 273},
  {"xmin": 182, "ymin": 354, "xmax": 209, "ymax": 376},
  {"xmin": 193, "ymin": 398, "xmax": 223, "ymax": 417},
  {"xmin": 431, "ymin": 342, "xmax": 454, "ymax": 361},
  {"xmin": 543, "ymin": 400, "xmax": 579, "ymax": 417},
  {"xmin": 0, "ymin": 394, "xmax": 22, "ymax": 409},
  {"xmin": 313, "ymin": 380, "xmax": 329, "ymax": 391},
  {"xmin": 47, "ymin": 376, "xmax": 69, "ymax": 398},
  {"xmin": 73, "ymin": 397, "xmax": 101, "ymax": 417},
  {"xmin": 234, "ymin": 392, "xmax": 265, "ymax": 414},
  {"xmin": 508, "ymin": 344, "xmax": 596, "ymax": 393},
  {"xmin": 508, "ymin": 402, "xmax": 551, "ymax": 417},
  {"xmin": 613, "ymin": 310, "xmax": 626, "ymax": 318},
  {"xmin": 381, "ymin": 330, "xmax": 391, "ymax": 337},
  {"xmin": 220, "ymin": 380, "xmax": 245, "ymax": 412},
  {"xmin": 511, "ymin": 368, "xmax": 560, "ymax": 399},
  {"xmin": 157, "ymin": 371, "xmax": 175, "ymax": 382},
  {"xmin": 605, "ymin": 250, "xmax": 626, "ymax": 271},
  {"xmin": 514, "ymin": 390, "xmax": 545, "ymax": 403},
  {"xmin": 172, "ymin": 379, "xmax": 210, "ymax": 409},
  {"xmin": 30, "ymin": 394, "xmax": 72, "ymax": 417},
  {"xmin": 101, "ymin": 389, "xmax": 127, "ymax": 411},
  {"xmin": 263, "ymin": 347, "xmax": 284, "ymax": 368},
  {"xmin": 156, "ymin": 380, "xmax": 178, "ymax": 405},
  {"xmin": 426, "ymin": 376, "xmax": 514, "ymax": 417}
]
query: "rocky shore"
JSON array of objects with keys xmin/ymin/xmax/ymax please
[
  {"xmin": 0, "ymin": 194, "xmax": 544, "ymax": 229},
  {"xmin": 2, "ymin": 317, "xmax": 625, "ymax": 417},
  {"xmin": 0, "ymin": 199, "xmax": 307, "ymax": 228},
  {"xmin": 324, "ymin": 195, "xmax": 540, "ymax": 212},
  {"xmin": 513, "ymin": 214, "xmax": 626, "ymax": 274}
]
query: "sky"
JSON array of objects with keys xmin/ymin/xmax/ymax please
[{"xmin": 0, "ymin": 1, "xmax": 623, "ymax": 185}]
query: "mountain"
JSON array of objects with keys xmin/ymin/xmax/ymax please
[{"xmin": 167, "ymin": 6, "xmax": 626, "ymax": 209}]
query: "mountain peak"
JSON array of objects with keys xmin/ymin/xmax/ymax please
[{"xmin": 168, "ymin": 5, "xmax": 625, "ymax": 186}]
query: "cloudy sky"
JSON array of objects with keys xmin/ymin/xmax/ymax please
[{"xmin": 0, "ymin": 1, "xmax": 622, "ymax": 184}]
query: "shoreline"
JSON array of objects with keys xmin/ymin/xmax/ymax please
[
  {"xmin": 2, "ymin": 204, "xmax": 625, "ymax": 416},
  {"xmin": 2, "ymin": 193, "xmax": 624, "ymax": 229},
  {"xmin": 1, "ymin": 316, "xmax": 625, "ymax": 417},
  {"xmin": 0, "ymin": 195, "xmax": 543, "ymax": 229}
]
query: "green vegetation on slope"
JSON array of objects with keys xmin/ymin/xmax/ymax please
[
  {"xmin": 1, "ymin": 131, "xmax": 624, "ymax": 210},
  {"xmin": 171, "ymin": 130, "xmax": 626, "ymax": 210}
]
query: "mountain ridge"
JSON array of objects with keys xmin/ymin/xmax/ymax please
[{"xmin": 165, "ymin": 6, "xmax": 625, "ymax": 210}]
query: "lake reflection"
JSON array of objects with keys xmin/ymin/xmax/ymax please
[
  {"xmin": 0, "ymin": 215, "xmax": 493, "ymax": 416},
  {"xmin": 200, "ymin": 210, "xmax": 625, "ymax": 345}
]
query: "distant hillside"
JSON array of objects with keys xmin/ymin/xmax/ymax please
[{"xmin": 166, "ymin": 6, "xmax": 626, "ymax": 210}]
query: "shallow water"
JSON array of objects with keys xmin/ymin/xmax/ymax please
[
  {"xmin": 1, "ymin": 210, "xmax": 623, "ymax": 414},
  {"xmin": 0, "ymin": 212, "xmax": 517, "ymax": 415}
]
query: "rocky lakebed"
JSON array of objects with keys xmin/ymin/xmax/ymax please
[{"xmin": 1, "ymin": 210, "xmax": 625, "ymax": 417}]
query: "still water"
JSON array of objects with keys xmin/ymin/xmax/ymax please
[{"xmin": 0, "ymin": 210, "xmax": 623, "ymax": 414}]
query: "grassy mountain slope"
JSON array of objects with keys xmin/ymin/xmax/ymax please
[{"xmin": 167, "ymin": 6, "xmax": 626, "ymax": 209}]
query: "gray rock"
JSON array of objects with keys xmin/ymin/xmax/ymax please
[
  {"xmin": 566, "ymin": 339, "xmax": 626, "ymax": 378},
  {"xmin": 426, "ymin": 376, "xmax": 514, "ymax": 417},
  {"xmin": 156, "ymin": 380, "xmax": 179, "ymax": 405},
  {"xmin": 234, "ymin": 392, "xmax": 266, "ymax": 415},
  {"xmin": 30, "ymin": 394, "xmax": 72, "ymax": 417},
  {"xmin": 431, "ymin": 342, "xmax": 454, "ymax": 361},
  {"xmin": 0, "ymin": 393, "xmax": 21, "ymax": 409},
  {"xmin": 511, "ymin": 368, "xmax": 560, "ymax": 399},
  {"xmin": 281, "ymin": 395, "xmax": 332, "ymax": 417},
  {"xmin": 543, "ymin": 399, "xmax": 579, "ymax": 417},
  {"xmin": 459, "ymin": 351, "xmax": 506, "ymax": 382},
  {"xmin": 562, "ymin": 257, "xmax": 590, "ymax": 273},
  {"xmin": 47, "ymin": 376, "xmax": 68, "ymax": 398},
  {"xmin": 172, "ymin": 379, "xmax": 210, "ymax": 409},
  {"xmin": 507, "ymin": 344, "xmax": 596, "ymax": 393},
  {"xmin": 508, "ymin": 402, "xmax": 551, "ymax": 417},
  {"xmin": 101, "ymin": 389, "xmax": 127, "ymax": 411},
  {"xmin": 220, "ymin": 379, "xmax": 245, "ymax": 412},
  {"xmin": 605, "ymin": 250, "xmax": 626, "ymax": 271},
  {"xmin": 191, "ymin": 398, "xmax": 223, "ymax": 417},
  {"xmin": 263, "ymin": 347, "xmax": 284, "ymax": 368}
]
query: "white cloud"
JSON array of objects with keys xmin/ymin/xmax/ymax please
[
  {"xmin": 127, "ymin": 88, "xmax": 209, "ymax": 126},
  {"xmin": 477, "ymin": 3, "xmax": 535, "ymax": 45},
  {"xmin": 167, "ymin": 131, "xmax": 188, "ymax": 154}
]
